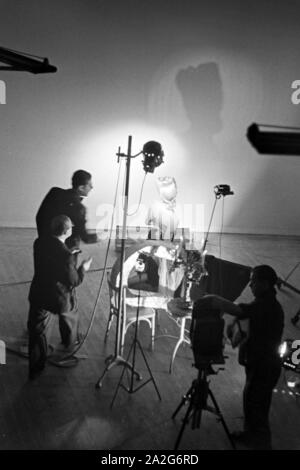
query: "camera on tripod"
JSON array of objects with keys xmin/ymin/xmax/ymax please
[
  {"xmin": 173, "ymin": 298, "xmax": 235, "ymax": 450},
  {"xmin": 214, "ymin": 184, "xmax": 234, "ymax": 197},
  {"xmin": 190, "ymin": 300, "xmax": 225, "ymax": 370}
]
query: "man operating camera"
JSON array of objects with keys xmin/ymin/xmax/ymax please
[{"xmin": 193, "ymin": 265, "xmax": 284, "ymax": 449}]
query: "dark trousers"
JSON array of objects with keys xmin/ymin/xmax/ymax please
[
  {"xmin": 243, "ymin": 359, "xmax": 281, "ymax": 448},
  {"xmin": 28, "ymin": 304, "xmax": 79, "ymax": 377}
]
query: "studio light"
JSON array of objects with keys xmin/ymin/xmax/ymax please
[
  {"xmin": 214, "ymin": 184, "xmax": 234, "ymax": 198},
  {"xmin": 0, "ymin": 46, "xmax": 57, "ymax": 74},
  {"xmin": 247, "ymin": 123, "xmax": 300, "ymax": 156},
  {"xmin": 142, "ymin": 140, "xmax": 164, "ymax": 173}
]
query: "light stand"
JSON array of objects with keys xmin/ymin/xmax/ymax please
[
  {"xmin": 96, "ymin": 136, "xmax": 164, "ymax": 389},
  {"xmin": 201, "ymin": 185, "xmax": 234, "ymax": 253},
  {"xmin": 96, "ymin": 136, "xmax": 139, "ymax": 388},
  {"xmin": 110, "ymin": 267, "xmax": 161, "ymax": 407}
]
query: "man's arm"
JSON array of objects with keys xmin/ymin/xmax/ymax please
[
  {"xmin": 59, "ymin": 253, "xmax": 85, "ymax": 288},
  {"xmin": 194, "ymin": 294, "xmax": 245, "ymax": 318},
  {"xmin": 72, "ymin": 204, "xmax": 98, "ymax": 244}
]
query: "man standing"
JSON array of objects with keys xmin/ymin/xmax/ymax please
[
  {"xmin": 28, "ymin": 215, "xmax": 92, "ymax": 380},
  {"xmin": 193, "ymin": 265, "xmax": 284, "ymax": 449},
  {"xmin": 36, "ymin": 169, "xmax": 99, "ymax": 250}
]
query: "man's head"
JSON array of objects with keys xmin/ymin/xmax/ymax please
[
  {"xmin": 249, "ymin": 265, "xmax": 278, "ymax": 297},
  {"xmin": 72, "ymin": 170, "xmax": 93, "ymax": 197},
  {"xmin": 50, "ymin": 215, "xmax": 73, "ymax": 240}
]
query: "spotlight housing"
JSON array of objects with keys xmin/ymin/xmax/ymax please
[
  {"xmin": 247, "ymin": 123, "xmax": 300, "ymax": 156},
  {"xmin": 142, "ymin": 141, "xmax": 164, "ymax": 173},
  {"xmin": 0, "ymin": 46, "xmax": 57, "ymax": 74},
  {"xmin": 214, "ymin": 184, "xmax": 234, "ymax": 197}
]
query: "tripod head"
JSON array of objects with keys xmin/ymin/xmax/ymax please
[{"xmin": 193, "ymin": 360, "xmax": 225, "ymax": 377}]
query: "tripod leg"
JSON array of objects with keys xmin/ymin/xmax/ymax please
[
  {"xmin": 136, "ymin": 339, "xmax": 161, "ymax": 400},
  {"xmin": 110, "ymin": 341, "xmax": 135, "ymax": 408},
  {"xmin": 172, "ymin": 384, "xmax": 193, "ymax": 419},
  {"xmin": 191, "ymin": 407, "xmax": 202, "ymax": 430},
  {"xmin": 95, "ymin": 352, "xmax": 142, "ymax": 389},
  {"xmin": 95, "ymin": 354, "xmax": 115, "ymax": 389},
  {"xmin": 208, "ymin": 389, "xmax": 236, "ymax": 450},
  {"xmin": 174, "ymin": 399, "xmax": 194, "ymax": 450}
]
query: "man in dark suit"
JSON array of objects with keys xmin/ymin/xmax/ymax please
[
  {"xmin": 28, "ymin": 215, "xmax": 92, "ymax": 380},
  {"xmin": 36, "ymin": 169, "xmax": 99, "ymax": 251}
]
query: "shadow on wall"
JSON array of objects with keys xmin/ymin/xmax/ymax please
[{"xmin": 175, "ymin": 62, "xmax": 224, "ymax": 161}]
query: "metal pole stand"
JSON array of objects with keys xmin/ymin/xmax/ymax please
[
  {"xmin": 110, "ymin": 274, "xmax": 161, "ymax": 408},
  {"xmin": 172, "ymin": 365, "xmax": 235, "ymax": 450},
  {"xmin": 201, "ymin": 185, "xmax": 234, "ymax": 254},
  {"xmin": 96, "ymin": 135, "xmax": 141, "ymax": 389}
]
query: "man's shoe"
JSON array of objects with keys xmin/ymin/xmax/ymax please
[
  {"xmin": 75, "ymin": 332, "xmax": 84, "ymax": 345},
  {"xmin": 61, "ymin": 332, "xmax": 84, "ymax": 350},
  {"xmin": 231, "ymin": 430, "xmax": 272, "ymax": 449},
  {"xmin": 28, "ymin": 366, "xmax": 45, "ymax": 381},
  {"xmin": 231, "ymin": 431, "xmax": 255, "ymax": 445}
]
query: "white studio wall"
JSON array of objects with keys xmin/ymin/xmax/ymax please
[{"xmin": 0, "ymin": 0, "xmax": 299, "ymax": 235}]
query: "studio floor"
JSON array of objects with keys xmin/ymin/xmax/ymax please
[{"xmin": 0, "ymin": 229, "xmax": 299, "ymax": 450}]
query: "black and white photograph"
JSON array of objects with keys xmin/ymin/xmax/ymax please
[{"xmin": 0, "ymin": 0, "xmax": 300, "ymax": 454}]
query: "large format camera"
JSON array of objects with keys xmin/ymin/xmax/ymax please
[{"xmin": 190, "ymin": 301, "xmax": 225, "ymax": 368}]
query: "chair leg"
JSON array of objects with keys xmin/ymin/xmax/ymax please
[
  {"xmin": 120, "ymin": 323, "xmax": 126, "ymax": 356},
  {"xmin": 151, "ymin": 313, "xmax": 155, "ymax": 352},
  {"xmin": 169, "ymin": 317, "xmax": 186, "ymax": 374},
  {"xmin": 155, "ymin": 309, "xmax": 160, "ymax": 329}
]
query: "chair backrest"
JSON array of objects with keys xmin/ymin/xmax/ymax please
[{"xmin": 107, "ymin": 271, "xmax": 129, "ymax": 316}]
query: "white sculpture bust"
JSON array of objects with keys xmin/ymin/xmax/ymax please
[{"xmin": 146, "ymin": 176, "xmax": 179, "ymax": 242}]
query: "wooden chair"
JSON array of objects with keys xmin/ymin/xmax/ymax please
[{"xmin": 104, "ymin": 273, "xmax": 156, "ymax": 354}]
